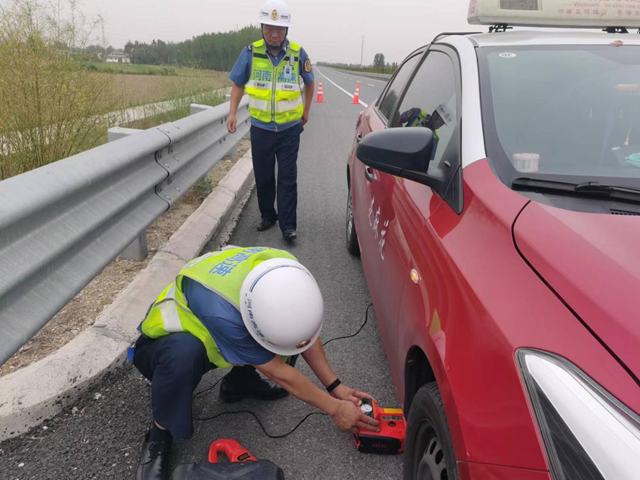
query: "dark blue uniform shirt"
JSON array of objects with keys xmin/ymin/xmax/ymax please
[{"xmin": 182, "ymin": 277, "xmax": 275, "ymax": 366}]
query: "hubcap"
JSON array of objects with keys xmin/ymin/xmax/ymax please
[{"xmin": 415, "ymin": 421, "xmax": 448, "ymax": 480}]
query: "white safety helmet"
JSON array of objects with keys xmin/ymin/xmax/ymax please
[
  {"xmin": 240, "ymin": 258, "xmax": 323, "ymax": 356},
  {"xmin": 259, "ymin": 0, "xmax": 293, "ymax": 28}
]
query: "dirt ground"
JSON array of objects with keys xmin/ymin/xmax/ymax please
[{"xmin": 0, "ymin": 139, "xmax": 251, "ymax": 378}]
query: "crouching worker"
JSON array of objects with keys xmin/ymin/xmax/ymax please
[{"xmin": 133, "ymin": 246, "xmax": 380, "ymax": 480}]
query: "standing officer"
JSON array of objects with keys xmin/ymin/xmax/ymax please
[
  {"xmin": 227, "ymin": 0, "xmax": 315, "ymax": 241},
  {"xmin": 134, "ymin": 246, "xmax": 379, "ymax": 480}
]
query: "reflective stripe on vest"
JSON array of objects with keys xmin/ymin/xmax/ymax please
[
  {"xmin": 245, "ymin": 39, "xmax": 303, "ymax": 125},
  {"xmin": 140, "ymin": 247, "xmax": 297, "ymax": 367},
  {"xmin": 408, "ymin": 110, "xmax": 428, "ymax": 128},
  {"xmin": 276, "ymin": 97, "xmax": 303, "ymax": 113},
  {"xmin": 249, "ymin": 97, "xmax": 270, "ymax": 111},
  {"xmin": 158, "ymin": 284, "xmax": 183, "ymax": 332}
]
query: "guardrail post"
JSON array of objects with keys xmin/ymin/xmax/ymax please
[
  {"xmin": 107, "ymin": 127, "xmax": 149, "ymax": 261},
  {"xmin": 107, "ymin": 126, "xmax": 143, "ymax": 143},
  {"xmin": 227, "ymin": 142, "xmax": 239, "ymax": 158},
  {"xmin": 190, "ymin": 104, "xmax": 215, "ymax": 115}
]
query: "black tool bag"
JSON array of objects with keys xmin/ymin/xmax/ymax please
[{"xmin": 170, "ymin": 460, "xmax": 285, "ymax": 480}]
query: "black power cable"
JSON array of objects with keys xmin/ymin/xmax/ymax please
[
  {"xmin": 194, "ymin": 410, "xmax": 328, "ymax": 439},
  {"xmin": 192, "ymin": 303, "xmax": 374, "ymax": 438},
  {"xmin": 322, "ymin": 303, "xmax": 373, "ymax": 348}
]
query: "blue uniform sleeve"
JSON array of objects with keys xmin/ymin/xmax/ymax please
[
  {"xmin": 299, "ymin": 48, "xmax": 315, "ymax": 85},
  {"xmin": 229, "ymin": 47, "xmax": 253, "ymax": 87},
  {"xmin": 183, "ymin": 278, "xmax": 275, "ymax": 366}
]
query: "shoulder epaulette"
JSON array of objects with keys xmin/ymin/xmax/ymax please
[{"xmin": 288, "ymin": 41, "xmax": 302, "ymax": 52}]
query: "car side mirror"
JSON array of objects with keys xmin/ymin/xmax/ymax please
[{"xmin": 356, "ymin": 128, "xmax": 435, "ymax": 175}]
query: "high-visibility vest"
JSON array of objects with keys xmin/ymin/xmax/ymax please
[
  {"xmin": 402, "ymin": 108, "xmax": 428, "ymax": 128},
  {"xmin": 140, "ymin": 246, "xmax": 297, "ymax": 368},
  {"xmin": 245, "ymin": 39, "xmax": 304, "ymax": 125}
]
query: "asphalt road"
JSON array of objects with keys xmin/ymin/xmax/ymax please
[
  {"xmin": 0, "ymin": 69, "xmax": 402, "ymax": 480},
  {"xmin": 316, "ymin": 67, "xmax": 388, "ymax": 107}
]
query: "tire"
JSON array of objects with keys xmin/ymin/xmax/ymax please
[
  {"xmin": 404, "ymin": 383, "xmax": 459, "ymax": 480},
  {"xmin": 346, "ymin": 188, "xmax": 360, "ymax": 256}
]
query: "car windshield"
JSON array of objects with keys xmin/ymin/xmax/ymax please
[{"xmin": 478, "ymin": 45, "xmax": 640, "ymax": 187}]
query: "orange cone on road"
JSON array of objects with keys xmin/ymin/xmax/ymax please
[
  {"xmin": 352, "ymin": 82, "xmax": 361, "ymax": 104},
  {"xmin": 316, "ymin": 81, "xmax": 324, "ymax": 103}
]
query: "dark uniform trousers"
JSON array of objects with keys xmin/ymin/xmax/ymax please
[
  {"xmin": 133, "ymin": 333, "xmax": 256, "ymax": 440},
  {"xmin": 250, "ymin": 123, "xmax": 303, "ymax": 232}
]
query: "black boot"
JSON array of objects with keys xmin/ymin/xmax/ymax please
[
  {"xmin": 136, "ymin": 428, "xmax": 172, "ymax": 480},
  {"xmin": 256, "ymin": 219, "xmax": 277, "ymax": 232},
  {"xmin": 283, "ymin": 229, "xmax": 297, "ymax": 241},
  {"xmin": 219, "ymin": 366, "xmax": 288, "ymax": 403}
]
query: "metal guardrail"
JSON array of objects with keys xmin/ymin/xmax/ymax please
[{"xmin": 0, "ymin": 97, "xmax": 250, "ymax": 365}]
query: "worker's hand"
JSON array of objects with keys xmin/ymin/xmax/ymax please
[
  {"xmin": 331, "ymin": 384, "xmax": 374, "ymax": 407},
  {"xmin": 331, "ymin": 400, "xmax": 380, "ymax": 433},
  {"xmin": 301, "ymin": 111, "xmax": 310, "ymax": 126},
  {"xmin": 227, "ymin": 112, "xmax": 237, "ymax": 133}
]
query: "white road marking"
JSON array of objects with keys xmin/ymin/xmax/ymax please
[
  {"xmin": 367, "ymin": 83, "xmax": 376, "ymax": 87},
  {"xmin": 316, "ymin": 68, "xmax": 369, "ymax": 108}
]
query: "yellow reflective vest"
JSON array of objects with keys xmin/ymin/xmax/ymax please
[
  {"xmin": 140, "ymin": 246, "xmax": 297, "ymax": 368},
  {"xmin": 245, "ymin": 39, "xmax": 304, "ymax": 125}
]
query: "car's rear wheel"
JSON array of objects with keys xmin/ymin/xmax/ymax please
[
  {"xmin": 346, "ymin": 188, "xmax": 360, "ymax": 256},
  {"xmin": 404, "ymin": 383, "xmax": 458, "ymax": 480}
]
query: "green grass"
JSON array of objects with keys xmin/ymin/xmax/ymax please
[
  {"xmin": 80, "ymin": 62, "xmax": 224, "ymax": 77},
  {"xmin": 0, "ymin": 89, "xmax": 226, "ymax": 180},
  {"xmin": 0, "ymin": 0, "xmax": 230, "ymax": 181}
]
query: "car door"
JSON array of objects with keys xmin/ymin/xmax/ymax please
[
  {"xmin": 351, "ymin": 51, "xmax": 424, "ymax": 319},
  {"xmin": 367, "ymin": 47, "xmax": 463, "ymax": 386}
]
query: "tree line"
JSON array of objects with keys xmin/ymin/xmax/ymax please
[
  {"xmin": 318, "ymin": 53, "xmax": 398, "ymax": 75},
  {"xmin": 121, "ymin": 26, "xmax": 262, "ymax": 71}
]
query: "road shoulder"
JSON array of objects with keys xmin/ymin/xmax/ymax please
[{"xmin": 0, "ymin": 150, "xmax": 255, "ymax": 442}]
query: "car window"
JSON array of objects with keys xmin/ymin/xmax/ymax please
[
  {"xmin": 393, "ymin": 52, "xmax": 458, "ymax": 171},
  {"xmin": 478, "ymin": 46, "xmax": 640, "ymax": 181},
  {"xmin": 377, "ymin": 53, "xmax": 422, "ymax": 121}
]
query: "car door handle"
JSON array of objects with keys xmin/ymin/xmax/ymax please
[{"xmin": 364, "ymin": 166, "xmax": 374, "ymax": 182}]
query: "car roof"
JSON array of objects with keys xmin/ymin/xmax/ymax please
[{"xmin": 437, "ymin": 30, "xmax": 640, "ymax": 47}]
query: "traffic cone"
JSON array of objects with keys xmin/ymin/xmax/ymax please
[
  {"xmin": 352, "ymin": 82, "xmax": 361, "ymax": 104},
  {"xmin": 316, "ymin": 81, "xmax": 324, "ymax": 103}
]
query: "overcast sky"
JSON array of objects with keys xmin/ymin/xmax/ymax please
[{"xmin": 78, "ymin": 0, "xmax": 476, "ymax": 64}]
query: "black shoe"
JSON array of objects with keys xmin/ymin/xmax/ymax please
[
  {"xmin": 257, "ymin": 219, "xmax": 277, "ymax": 232},
  {"xmin": 136, "ymin": 432, "xmax": 171, "ymax": 480},
  {"xmin": 283, "ymin": 230, "xmax": 297, "ymax": 240},
  {"xmin": 219, "ymin": 374, "xmax": 289, "ymax": 403}
]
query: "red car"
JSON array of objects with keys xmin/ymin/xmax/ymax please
[{"xmin": 346, "ymin": 15, "xmax": 640, "ymax": 480}]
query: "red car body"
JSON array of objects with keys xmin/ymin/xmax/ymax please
[{"xmin": 347, "ymin": 33, "xmax": 640, "ymax": 479}]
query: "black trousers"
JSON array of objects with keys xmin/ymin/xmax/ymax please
[
  {"xmin": 250, "ymin": 123, "xmax": 303, "ymax": 232},
  {"xmin": 133, "ymin": 333, "xmax": 257, "ymax": 440}
]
